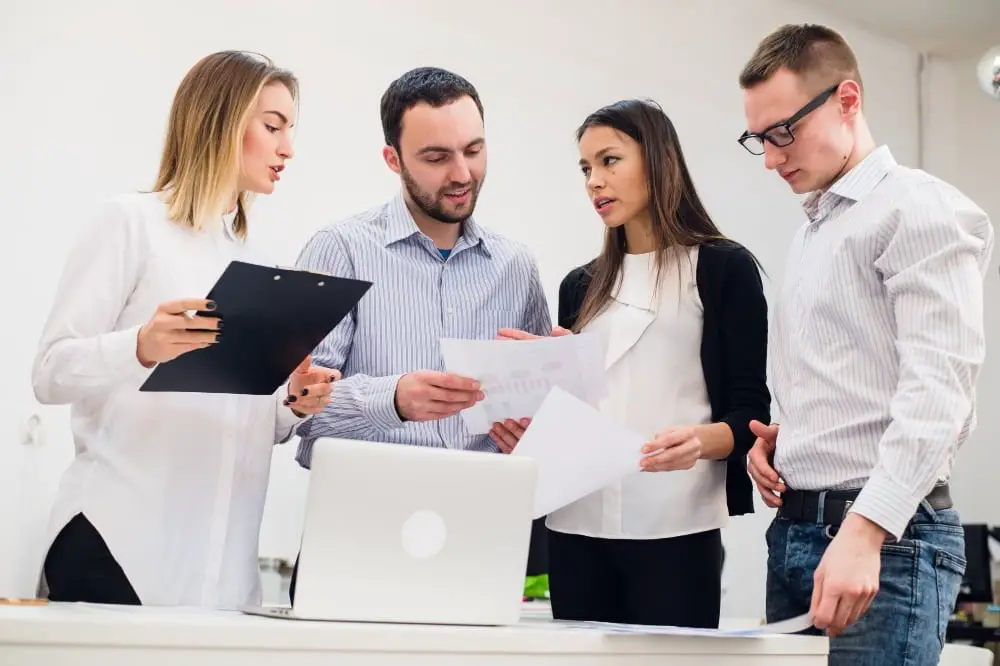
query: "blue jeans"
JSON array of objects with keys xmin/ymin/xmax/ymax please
[{"xmin": 766, "ymin": 503, "xmax": 966, "ymax": 666}]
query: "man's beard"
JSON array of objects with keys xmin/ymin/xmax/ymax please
[{"xmin": 400, "ymin": 164, "xmax": 481, "ymax": 225}]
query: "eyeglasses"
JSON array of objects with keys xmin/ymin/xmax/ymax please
[{"xmin": 738, "ymin": 84, "xmax": 840, "ymax": 155}]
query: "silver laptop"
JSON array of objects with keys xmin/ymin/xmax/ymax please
[{"xmin": 246, "ymin": 437, "xmax": 537, "ymax": 626}]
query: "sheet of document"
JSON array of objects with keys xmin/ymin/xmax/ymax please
[
  {"xmin": 510, "ymin": 386, "xmax": 645, "ymax": 518},
  {"xmin": 439, "ymin": 333, "xmax": 606, "ymax": 435},
  {"xmin": 555, "ymin": 613, "xmax": 814, "ymax": 637}
]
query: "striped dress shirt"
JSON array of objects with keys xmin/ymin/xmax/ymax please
[
  {"xmin": 294, "ymin": 191, "xmax": 552, "ymax": 467},
  {"xmin": 771, "ymin": 145, "xmax": 994, "ymax": 540}
]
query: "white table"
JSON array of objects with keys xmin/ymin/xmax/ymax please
[{"xmin": 0, "ymin": 603, "xmax": 828, "ymax": 665}]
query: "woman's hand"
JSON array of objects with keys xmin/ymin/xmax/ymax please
[
  {"xmin": 285, "ymin": 356, "xmax": 341, "ymax": 417},
  {"xmin": 640, "ymin": 426, "xmax": 702, "ymax": 472},
  {"xmin": 136, "ymin": 298, "xmax": 222, "ymax": 367},
  {"xmin": 490, "ymin": 418, "xmax": 531, "ymax": 453},
  {"xmin": 496, "ymin": 326, "xmax": 573, "ymax": 341}
]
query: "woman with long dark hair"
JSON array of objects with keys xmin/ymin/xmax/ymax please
[{"xmin": 497, "ymin": 99, "xmax": 769, "ymax": 627}]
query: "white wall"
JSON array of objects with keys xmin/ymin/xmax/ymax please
[
  {"xmin": 922, "ymin": 55, "xmax": 1000, "ymax": 525},
  {"xmin": 0, "ymin": 0, "xmax": 921, "ymax": 617}
]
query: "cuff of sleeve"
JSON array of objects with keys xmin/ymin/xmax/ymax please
[
  {"xmin": 100, "ymin": 324, "xmax": 157, "ymax": 383},
  {"xmin": 848, "ymin": 470, "xmax": 924, "ymax": 541},
  {"xmin": 363, "ymin": 374, "xmax": 405, "ymax": 432}
]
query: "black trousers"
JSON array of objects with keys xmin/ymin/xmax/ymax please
[
  {"xmin": 43, "ymin": 513, "xmax": 141, "ymax": 605},
  {"xmin": 548, "ymin": 528, "xmax": 723, "ymax": 627}
]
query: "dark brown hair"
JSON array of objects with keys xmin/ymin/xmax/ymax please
[
  {"xmin": 573, "ymin": 99, "xmax": 727, "ymax": 332},
  {"xmin": 739, "ymin": 23, "xmax": 862, "ymax": 94}
]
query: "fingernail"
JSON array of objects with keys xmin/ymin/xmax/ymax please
[
  {"xmin": 206, "ymin": 301, "xmax": 217, "ymax": 311},
  {"xmin": 328, "ymin": 376, "xmax": 335, "ymax": 383},
  {"xmin": 301, "ymin": 388, "xmax": 309, "ymax": 396},
  {"xmin": 216, "ymin": 319, "xmax": 224, "ymax": 330},
  {"xmin": 215, "ymin": 333, "xmax": 222, "ymax": 342},
  {"xmin": 287, "ymin": 395, "xmax": 297, "ymax": 403},
  {"xmin": 283, "ymin": 399, "xmax": 289, "ymax": 406}
]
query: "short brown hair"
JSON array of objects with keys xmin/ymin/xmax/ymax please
[{"xmin": 739, "ymin": 24, "xmax": 862, "ymax": 94}]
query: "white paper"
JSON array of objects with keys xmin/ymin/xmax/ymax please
[
  {"xmin": 510, "ymin": 386, "xmax": 644, "ymax": 518},
  {"xmin": 556, "ymin": 613, "xmax": 814, "ymax": 637},
  {"xmin": 439, "ymin": 333, "xmax": 606, "ymax": 435}
]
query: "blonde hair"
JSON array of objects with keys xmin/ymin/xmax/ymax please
[{"xmin": 153, "ymin": 50, "xmax": 298, "ymax": 238}]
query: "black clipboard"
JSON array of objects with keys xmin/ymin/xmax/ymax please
[{"xmin": 139, "ymin": 260, "xmax": 372, "ymax": 395}]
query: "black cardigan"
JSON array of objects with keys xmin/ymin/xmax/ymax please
[{"xmin": 558, "ymin": 239, "xmax": 770, "ymax": 516}]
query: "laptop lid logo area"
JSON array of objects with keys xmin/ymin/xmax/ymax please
[{"xmin": 401, "ymin": 510, "xmax": 448, "ymax": 560}]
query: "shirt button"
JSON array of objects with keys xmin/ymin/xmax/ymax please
[{"xmin": 446, "ymin": 306, "xmax": 453, "ymax": 314}]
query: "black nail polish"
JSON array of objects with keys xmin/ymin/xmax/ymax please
[
  {"xmin": 301, "ymin": 388, "xmax": 309, "ymax": 397},
  {"xmin": 206, "ymin": 301, "xmax": 217, "ymax": 311},
  {"xmin": 287, "ymin": 395, "xmax": 297, "ymax": 403},
  {"xmin": 283, "ymin": 399, "xmax": 290, "ymax": 406},
  {"xmin": 216, "ymin": 319, "xmax": 224, "ymax": 330}
]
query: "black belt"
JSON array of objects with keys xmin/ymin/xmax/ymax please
[{"xmin": 776, "ymin": 484, "xmax": 952, "ymax": 528}]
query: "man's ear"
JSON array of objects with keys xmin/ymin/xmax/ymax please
[
  {"xmin": 383, "ymin": 145, "xmax": 402, "ymax": 175},
  {"xmin": 838, "ymin": 80, "xmax": 863, "ymax": 119}
]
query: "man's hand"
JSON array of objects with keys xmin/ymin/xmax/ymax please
[
  {"xmin": 495, "ymin": 326, "xmax": 572, "ymax": 341},
  {"xmin": 747, "ymin": 420, "xmax": 785, "ymax": 507},
  {"xmin": 490, "ymin": 418, "xmax": 531, "ymax": 453},
  {"xmin": 640, "ymin": 426, "xmax": 701, "ymax": 472},
  {"xmin": 395, "ymin": 370, "xmax": 483, "ymax": 422},
  {"xmin": 285, "ymin": 356, "xmax": 341, "ymax": 417},
  {"xmin": 810, "ymin": 513, "xmax": 885, "ymax": 636}
]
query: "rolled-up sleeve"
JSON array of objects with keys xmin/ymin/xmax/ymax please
[{"xmin": 851, "ymin": 190, "xmax": 994, "ymax": 539}]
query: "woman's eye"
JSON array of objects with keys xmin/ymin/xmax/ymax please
[{"xmin": 265, "ymin": 125, "xmax": 279, "ymax": 134}]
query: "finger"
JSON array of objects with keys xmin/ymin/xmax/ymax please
[
  {"xmin": 293, "ymin": 356, "xmax": 311, "ymax": 374},
  {"xmin": 749, "ymin": 420, "xmax": 779, "ymax": 443},
  {"xmin": 426, "ymin": 373, "xmax": 482, "ymax": 392},
  {"xmin": 502, "ymin": 419, "xmax": 525, "ymax": 438},
  {"xmin": 810, "ymin": 580, "xmax": 840, "ymax": 633},
  {"xmin": 490, "ymin": 423, "xmax": 518, "ymax": 453},
  {"xmin": 495, "ymin": 328, "xmax": 541, "ymax": 341},
  {"xmin": 299, "ymin": 382, "xmax": 334, "ymax": 399},
  {"xmin": 552, "ymin": 326, "xmax": 573, "ymax": 336},
  {"xmin": 165, "ymin": 314, "xmax": 222, "ymax": 331},
  {"xmin": 829, "ymin": 593, "xmax": 859, "ymax": 637},
  {"xmin": 166, "ymin": 329, "xmax": 220, "ymax": 345},
  {"xmin": 748, "ymin": 448, "xmax": 781, "ymax": 485},
  {"xmin": 641, "ymin": 430, "xmax": 690, "ymax": 453},
  {"xmin": 420, "ymin": 402, "xmax": 473, "ymax": 419},
  {"xmin": 160, "ymin": 298, "xmax": 216, "ymax": 315},
  {"xmin": 425, "ymin": 386, "xmax": 484, "ymax": 404}
]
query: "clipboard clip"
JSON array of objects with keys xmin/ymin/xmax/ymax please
[{"xmin": 275, "ymin": 265, "xmax": 333, "ymax": 277}]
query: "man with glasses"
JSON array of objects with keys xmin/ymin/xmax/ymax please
[{"xmin": 738, "ymin": 23, "xmax": 993, "ymax": 665}]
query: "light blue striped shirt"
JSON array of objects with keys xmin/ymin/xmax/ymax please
[{"xmin": 294, "ymin": 191, "xmax": 552, "ymax": 467}]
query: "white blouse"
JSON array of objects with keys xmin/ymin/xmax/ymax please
[
  {"xmin": 32, "ymin": 192, "xmax": 305, "ymax": 608},
  {"xmin": 546, "ymin": 247, "xmax": 728, "ymax": 540}
]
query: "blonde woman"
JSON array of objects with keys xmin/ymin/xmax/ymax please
[{"xmin": 31, "ymin": 51, "xmax": 337, "ymax": 609}]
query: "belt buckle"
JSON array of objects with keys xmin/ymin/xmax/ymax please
[{"xmin": 841, "ymin": 500, "xmax": 854, "ymax": 522}]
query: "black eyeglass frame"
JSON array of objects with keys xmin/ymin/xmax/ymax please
[{"xmin": 738, "ymin": 83, "xmax": 841, "ymax": 155}]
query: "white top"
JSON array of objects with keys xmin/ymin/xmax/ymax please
[
  {"xmin": 546, "ymin": 247, "xmax": 726, "ymax": 540},
  {"xmin": 770, "ymin": 146, "xmax": 995, "ymax": 540},
  {"xmin": 31, "ymin": 192, "xmax": 306, "ymax": 608}
]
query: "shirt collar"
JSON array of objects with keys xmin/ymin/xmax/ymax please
[
  {"xmin": 802, "ymin": 145, "xmax": 895, "ymax": 222},
  {"xmin": 383, "ymin": 190, "xmax": 490, "ymax": 256}
]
